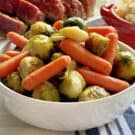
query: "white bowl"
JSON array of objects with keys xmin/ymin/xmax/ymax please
[{"xmin": 0, "ymin": 18, "xmax": 135, "ymax": 131}]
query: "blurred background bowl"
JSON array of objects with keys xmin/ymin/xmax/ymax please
[{"xmin": 100, "ymin": 3, "xmax": 135, "ymax": 49}]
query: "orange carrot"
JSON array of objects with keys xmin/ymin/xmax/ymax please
[
  {"xmin": 77, "ymin": 68, "xmax": 130, "ymax": 92},
  {"xmin": 0, "ymin": 54, "xmax": 11, "ymax": 62},
  {"xmin": 60, "ymin": 38, "xmax": 112, "ymax": 75},
  {"xmin": 0, "ymin": 51, "xmax": 29, "ymax": 78},
  {"xmin": 7, "ymin": 32, "xmax": 28, "ymax": 49},
  {"xmin": 22, "ymin": 55, "xmax": 71, "ymax": 90},
  {"xmin": 102, "ymin": 32, "xmax": 118, "ymax": 64},
  {"xmin": 87, "ymin": 26, "xmax": 117, "ymax": 36},
  {"xmin": 53, "ymin": 20, "xmax": 63, "ymax": 31},
  {"xmin": 5, "ymin": 50, "xmax": 21, "ymax": 57}
]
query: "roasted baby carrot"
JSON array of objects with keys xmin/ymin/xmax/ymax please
[
  {"xmin": 22, "ymin": 55, "xmax": 71, "ymax": 90},
  {"xmin": 0, "ymin": 51, "xmax": 29, "ymax": 78},
  {"xmin": 102, "ymin": 32, "xmax": 118, "ymax": 64},
  {"xmin": 5, "ymin": 50, "xmax": 21, "ymax": 57},
  {"xmin": 87, "ymin": 26, "xmax": 117, "ymax": 36},
  {"xmin": 77, "ymin": 68, "xmax": 130, "ymax": 92},
  {"xmin": 53, "ymin": 20, "xmax": 63, "ymax": 31},
  {"xmin": 0, "ymin": 54, "xmax": 11, "ymax": 62},
  {"xmin": 7, "ymin": 32, "xmax": 28, "ymax": 49},
  {"xmin": 60, "ymin": 38, "xmax": 112, "ymax": 75}
]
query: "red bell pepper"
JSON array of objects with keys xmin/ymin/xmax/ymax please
[{"xmin": 100, "ymin": 4, "xmax": 135, "ymax": 49}]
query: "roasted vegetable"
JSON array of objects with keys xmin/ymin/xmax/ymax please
[
  {"xmin": 63, "ymin": 17, "xmax": 86, "ymax": 30},
  {"xmin": 5, "ymin": 72, "xmax": 23, "ymax": 93},
  {"xmin": 60, "ymin": 26, "xmax": 89, "ymax": 42},
  {"xmin": 51, "ymin": 52, "xmax": 77, "ymax": 70},
  {"xmin": 50, "ymin": 52, "xmax": 63, "ymax": 61},
  {"xmin": 32, "ymin": 81, "xmax": 60, "ymax": 102},
  {"xmin": 79, "ymin": 86, "xmax": 110, "ymax": 101},
  {"xmin": 66, "ymin": 59, "xmax": 77, "ymax": 71},
  {"xmin": 31, "ymin": 21, "xmax": 55, "ymax": 35},
  {"xmin": 27, "ymin": 35, "xmax": 54, "ymax": 60},
  {"xmin": 59, "ymin": 70, "xmax": 86, "ymax": 99},
  {"xmin": 50, "ymin": 32, "xmax": 65, "ymax": 42},
  {"xmin": 85, "ymin": 32, "xmax": 109, "ymax": 56},
  {"xmin": 25, "ymin": 21, "xmax": 55, "ymax": 39},
  {"xmin": 18, "ymin": 56, "xmax": 44, "ymax": 79},
  {"xmin": 113, "ymin": 51, "xmax": 135, "ymax": 81}
]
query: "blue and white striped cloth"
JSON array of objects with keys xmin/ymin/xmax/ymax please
[{"xmin": 75, "ymin": 101, "xmax": 135, "ymax": 135}]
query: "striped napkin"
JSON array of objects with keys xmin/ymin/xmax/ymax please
[{"xmin": 75, "ymin": 101, "xmax": 135, "ymax": 135}]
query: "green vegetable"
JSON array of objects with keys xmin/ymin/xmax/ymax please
[
  {"xmin": 25, "ymin": 21, "xmax": 55, "ymax": 39},
  {"xmin": 5, "ymin": 72, "xmax": 23, "ymax": 93},
  {"xmin": 66, "ymin": 59, "xmax": 77, "ymax": 71},
  {"xmin": 50, "ymin": 52, "xmax": 64, "ymax": 61},
  {"xmin": 27, "ymin": 35, "xmax": 54, "ymax": 60},
  {"xmin": 63, "ymin": 17, "xmax": 86, "ymax": 30},
  {"xmin": 85, "ymin": 32, "xmax": 110, "ymax": 56},
  {"xmin": 60, "ymin": 26, "xmax": 89, "ymax": 42},
  {"xmin": 113, "ymin": 51, "xmax": 135, "ymax": 81},
  {"xmin": 51, "ymin": 52, "xmax": 76, "ymax": 70},
  {"xmin": 59, "ymin": 70, "xmax": 86, "ymax": 99},
  {"xmin": 32, "ymin": 81, "xmax": 60, "ymax": 102},
  {"xmin": 79, "ymin": 86, "xmax": 110, "ymax": 101},
  {"xmin": 50, "ymin": 33, "xmax": 65, "ymax": 42},
  {"xmin": 18, "ymin": 56, "xmax": 44, "ymax": 79}
]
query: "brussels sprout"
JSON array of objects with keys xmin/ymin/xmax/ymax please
[
  {"xmin": 50, "ymin": 52, "xmax": 64, "ymax": 61},
  {"xmin": 66, "ymin": 59, "xmax": 77, "ymax": 71},
  {"xmin": 5, "ymin": 72, "xmax": 23, "ymax": 93},
  {"xmin": 25, "ymin": 21, "xmax": 55, "ymax": 39},
  {"xmin": 63, "ymin": 17, "xmax": 86, "ymax": 30},
  {"xmin": 21, "ymin": 43, "xmax": 30, "ymax": 52},
  {"xmin": 32, "ymin": 81, "xmax": 60, "ymax": 102},
  {"xmin": 113, "ymin": 51, "xmax": 135, "ymax": 81},
  {"xmin": 51, "ymin": 53, "xmax": 77, "ymax": 70},
  {"xmin": 31, "ymin": 21, "xmax": 55, "ymax": 35},
  {"xmin": 50, "ymin": 33, "xmax": 65, "ymax": 42},
  {"xmin": 79, "ymin": 86, "xmax": 110, "ymax": 101},
  {"xmin": 18, "ymin": 56, "xmax": 44, "ymax": 79},
  {"xmin": 59, "ymin": 70, "xmax": 86, "ymax": 99},
  {"xmin": 85, "ymin": 32, "xmax": 110, "ymax": 56},
  {"xmin": 24, "ymin": 31, "xmax": 34, "ymax": 39},
  {"xmin": 27, "ymin": 35, "xmax": 54, "ymax": 60},
  {"xmin": 60, "ymin": 26, "xmax": 89, "ymax": 42}
]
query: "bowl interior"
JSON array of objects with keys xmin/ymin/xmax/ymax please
[{"xmin": 0, "ymin": 36, "xmax": 135, "ymax": 105}]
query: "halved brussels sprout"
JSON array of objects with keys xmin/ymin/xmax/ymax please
[
  {"xmin": 66, "ymin": 59, "xmax": 77, "ymax": 71},
  {"xmin": 50, "ymin": 52, "xmax": 64, "ymax": 61},
  {"xmin": 18, "ymin": 56, "xmax": 44, "ymax": 79},
  {"xmin": 27, "ymin": 35, "xmax": 54, "ymax": 60},
  {"xmin": 51, "ymin": 53, "xmax": 77, "ymax": 71},
  {"xmin": 50, "ymin": 33, "xmax": 65, "ymax": 42},
  {"xmin": 24, "ymin": 31, "xmax": 34, "ymax": 39},
  {"xmin": 32, "ymin": 81, "xmax": 60, "ymax": 102},
  {"xmin": 25, "ymin": 21, "xmax": 55, "ymax": 39},
  {"xmin": 85, "ymin": 32, "xmax": 110, "ymax": 56},
  {"xmin": 5, "ymin": 72, "xmax": 24, "ymax": 93},
  {"xmin": 59, "ymin": 70, "xmax": 86, "ymax": 99},
  {"xmin": 60, "ymin": 26, "xmax": 89, "ymax": 42},
  {"xmin": 113, "ymin": 51, "xmax": 135, "ymax": 81},
  {"xmin": 79, "ymin": 86, "xmax": 110, "ymax": 101}
]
